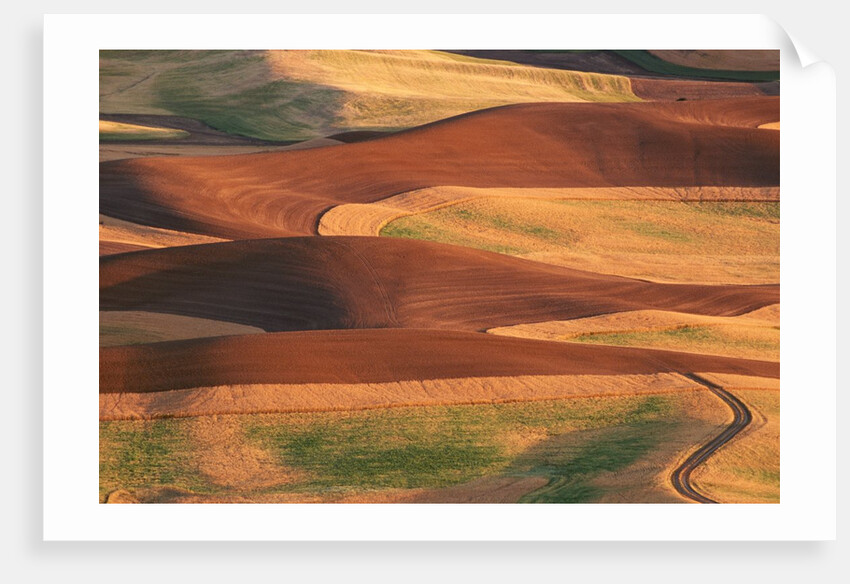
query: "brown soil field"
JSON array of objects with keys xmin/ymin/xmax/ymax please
[
  {"xmin": 100, "ymin": 372, "xmax": 701, "ymax": 420},
  {"xmin": 629, "ymin": 78, "xmax": 779, "ymax": 101},
  {"xmin": 100, "ymin": 98, "xmax": 779, "ymax": 239},
  {"xmin": 648, "ymin": 50, "xmax": 779, "ymax": 72},
  {"xmin": 327, "ymin": 130, "xmax": 391, "ymax": 143},
  {"xmin": 99, "ymin": 328, "xmax": 779, "ymax": 395},
  {"xmin": 100, "ymin": 237, "xmax": 779, "ymax": 333},
  {"xmin": 99, "ymin": 241, "xmax": 150, "ymax": 255},
  {"xmin": 319, "ymin": 185, "xmax": 779, "ymax": 237},
  {"xmin": 100, "ymin": 310, "xmax": 264, "ymax": 347},
  {"xmin": 100, "ymin": 141, "xmax": 337, "ymax": 163}
]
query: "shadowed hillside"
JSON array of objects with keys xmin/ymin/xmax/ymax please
[{"xmin": 100, "ymin": 98, "xmax": 779, "ymax": 239}]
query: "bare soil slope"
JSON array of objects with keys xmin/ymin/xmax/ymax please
[
  {"xmin": 630, "ymin": 78, "xmax": 779, "ymax": 101},
  {"xmin": 100, "ymin": 99, "xmax": 779, "ymax": 239},
  {"xmin": 99, "ymin": 328, "xmax": 779, "ymax": 394},
  {"xmin": 100, "ymin": 237, "xmax": 779, "ymax": 333}
]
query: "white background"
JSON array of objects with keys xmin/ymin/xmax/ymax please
[
  {"xmin": 5, "ymin": 1, "xmax": 847, "ymax": 582},
  {"xmin": 43, "ymin": 11, "xmax": 833, "ymax": 541}
]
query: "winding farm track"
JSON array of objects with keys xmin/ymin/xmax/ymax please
[{"xmin": 670, "ymin": 373, "xmax": 753, "ymax": 503}]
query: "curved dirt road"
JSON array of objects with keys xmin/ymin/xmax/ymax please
[{"xmin": 671, "ymin": 373, "xmax": 753, "ymax": 503}]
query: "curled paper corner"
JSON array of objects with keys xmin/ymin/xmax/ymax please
[
  {"xmin": 786, "ymin": 33, "xmax": 823, "ymax": 69},
  {"xmin": 763, "ymin": 15, "xmax": 829, "ymax": 70}
]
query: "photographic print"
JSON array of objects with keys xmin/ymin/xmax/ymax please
[{"xmin": 98, "ymin": 49, "xmax": 780, "ymax": 505}]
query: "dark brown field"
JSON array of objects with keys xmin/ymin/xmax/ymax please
[
  {"xmin": 100, "ymin": 236, "xmax": 778, "ymax": 332},
  {"xmin": 100, "ymin": 328, "xmax": 778, "ymax": 395},
  {"xmin": 100, "ymin": 98, "xmax": 778, "ymax": 239}
]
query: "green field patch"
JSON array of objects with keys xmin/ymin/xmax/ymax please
[
  {"xmin": 99, "ymin": 392, "xmax": 769, "ymax": 502},
  {"xmin": 101, "ymin": 50, "xmax": 234, "ymax": 63},
  {"xmin": 99, "ymin": 323, "xmax": 163, "ymax": 345},
  {"xmin": 101, "ymin": 50, "xmax": 347, "ymax": 141},
  {"xmin": 100, "ymin": 393, "xmax": 719, "ymax": 502},
  {"xmin": 245, "ymin": 408, "xmax": 508, "ymax": 491},
  {"xmin": 381, "ymin": 217, "xmax": 527, "ymax": 255},
  {"xmin": 99, "ymin": 419, "xmax": 211, "ymax": 501},
  {"xmin": 381, "ymin": 199, "xmax": 779, "ymax": 284},
  {"xmin": 512, "ymin": 396, "xmax": 673, "ymax": 503},
  {"xmin": 449, "ymin": 207, "xmax": 573, "ymax": 243},
  {"xmin": 684, "ymin": 201, "xmax": 780, "ymax": 221},
  {"xmin": 381, "ymin": 204, "xmax": 579, "ymax": 255},
  {"xmin": 153, "ymin": 67, "xmax": 346, "ymax": 142},
  {"xmin": 100, "ymin": 50, "xmax": 641, "ymax": 141},
  {"xmin": 517, "ymin": 421, "xmax": 674, "ymax": 503},
  {"xmin": 243, "ymin": 395, "xmax": 674, "ymax": 499},
  {"xmin": 569, "ymin": 325, "xmax": 779, "ymax": 359},
  {"xmin": 620, "ymin": 220, "xmax": 693, "ymax": 242},
  {"xmin": 573, "ymin": 325, "xmax": 717, "ymax": 345},
  {"xmin": 99, "ymin": 130, "xmax": 188, "ymax": 142},
  {"xmin": 614, "ymin": 50, "xmax": 779, "ymax": 82}
]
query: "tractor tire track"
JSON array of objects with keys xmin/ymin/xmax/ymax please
[
  {"xmin": 332, "ymin": 239, "xmax": 401, "ymax": 328},
  {"xmin": 101, "ymin": 72, "xmax": 157, "ymax": 98},
  {"xmin": 671, "ymin": 373, "xmax": 752, "ymax": 503}
]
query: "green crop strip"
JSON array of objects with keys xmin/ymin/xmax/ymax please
[{"xmin": 614, "ymin": 50, "xmax": 779, "ymax": 82}]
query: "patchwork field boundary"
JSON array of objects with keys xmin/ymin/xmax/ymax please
[
  {"xmin": 318, "ymin": 185, "xmax": 781, "ymax": 237},
  {"xmin": 99, "ymin": 373, "xmax": 705, "ymax": 421}
]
